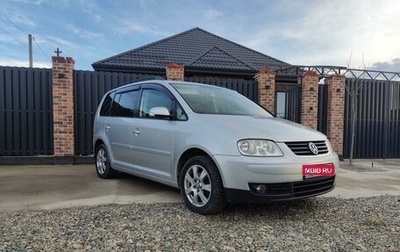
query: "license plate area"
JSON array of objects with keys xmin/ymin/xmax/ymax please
[{"xmin": 302, "ymin": 163, "xmax": 335, "ymax": 179}]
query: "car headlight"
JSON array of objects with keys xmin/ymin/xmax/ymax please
[{"xmin": 237, "ymin": 139, "xmax": 283, "ymax": 157}]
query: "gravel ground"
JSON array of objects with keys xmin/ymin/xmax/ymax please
[{"xmin": 1, "ymin": 195, "xmax": 399, "ymax": 252}]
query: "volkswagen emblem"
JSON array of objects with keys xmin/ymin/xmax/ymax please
[{"xmin": 308, "ymin": 142, "xmax": 319, "ymax": 155}]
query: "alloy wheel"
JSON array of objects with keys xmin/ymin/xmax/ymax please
[{"xmin": 183, "ymin": 164, "xmax": 212, "ymax": 207}]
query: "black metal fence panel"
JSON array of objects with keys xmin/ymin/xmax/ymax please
[
  {"xmin": 0, "ymin": 66, "xmax": 53, "ymax": 156},
  {"xmin": 343, "ymin": 79, "xmax": 400, "ymax": 158},
  {"xmin": 74, "ymin": 70, "xmax": 165, "ymax": 156},
  {"xmin": 275, "ymin": 75, "xmax": 301, "ymax": 123},
  {"xmin": 284, "ymin": 85, "xmax": 301, "ymax": 123},
  {"xmin": 184, "ymin": 76, "xmax": 258, "ymax": 102},
  {"xmin": 317, "ymin": 84, "xmax": 328, "ymax": 135}
]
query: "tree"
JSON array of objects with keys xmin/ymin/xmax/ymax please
[
  {"xmin": 345, "ymin": 78, "xmax": 363, "ymax": 166},
  {"xmin": 345, "ymin": 55, "xmax": 368, "ymax": 165}
]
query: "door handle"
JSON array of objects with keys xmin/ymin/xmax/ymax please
[
  {"xmin": 133, "ymin": 128, "xmax": 140, "ymax": 136},
  {"xmin": 105, "ymin": 126, "xmax": 111, "ymax": 131}
]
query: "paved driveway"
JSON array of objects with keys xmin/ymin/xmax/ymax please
[{"xmin": 0, "ymin": 160, "xmax": 399, "ymax": 211}]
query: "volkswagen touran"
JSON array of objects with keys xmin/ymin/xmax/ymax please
[{"xmin": 93, "ymin": 80, "xmax": 339, "ymax": 215}]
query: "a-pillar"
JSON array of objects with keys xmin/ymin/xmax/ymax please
[
  {"xmin": 326, "ymin": 75, "xmax": 345, "ymax": 157},
  {"xmin": 256, "ymin": 68, "xmax": 275, "ymax": 113},
  {"xmin": 166, "ymin": 63, "xmax": 184, "ymax": 81},
  {"xmin": 52, "ymin": 56, "xmax": 75, "ymax": 162},
  {"xmin": 301, "ymin": 71, "xmax": 319, "ymax": 130}
]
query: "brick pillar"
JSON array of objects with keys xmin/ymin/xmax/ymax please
[
  {"xmin": 301, "ymin": 71, "xmax": 319, "ymax": 130},
  {"xmin": 52, "ymin": 56, "xmax": 75, "ymax": 159},
  {"xmin": 326, "ymin": 75, "xmax": 345, "ymax": 157},
  {"xmin": 166, "ymin": 63, "xmax": 184, "ymax": 81},
  {"xmin": 256, "ymin": 68, "xmax": 275, "ymax": 112}
]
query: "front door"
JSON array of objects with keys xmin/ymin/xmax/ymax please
[{"xmin": 130, "ymin": 84, "xmax": 178, "ymax": 180}]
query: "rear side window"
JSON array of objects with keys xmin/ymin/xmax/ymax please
[
  {"xmin": 101, "ymin": 89, "xmax": 140, "ymax": 118},
  {"xmin": 113, "ymin": 90, "xmax": 140, "ymax": 117},
  {"xmin": 100, "ymin": 93, "xmax": 113, "ymax": 116}
]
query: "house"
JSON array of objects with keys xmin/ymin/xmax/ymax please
[{"xmin": 92, "ymin": 27, "xmax": 291, "ymax": 80}]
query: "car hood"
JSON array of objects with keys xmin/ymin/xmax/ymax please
[{"xmin": 197, "ymin": 115, "xmax": 327, "ymax": 142}]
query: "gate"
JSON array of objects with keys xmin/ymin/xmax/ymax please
[
  {"xmin": 275, "ymin": 75, "xmax": 301, "ymax": 123},
  {"xmin": 343, "ymin": 79, "xmax": 400, "ymax": 158},
  {"xmin": 0, "ymin": 67, "xmax": 53, "ymax": 156}
]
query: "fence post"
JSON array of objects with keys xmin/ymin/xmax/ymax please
[
  {"xmin": 166, "ymin": 63, "xmax": 184, "ymax": 81},
  {"xmin": 256, "ymin": 68, "xmax": 275, "ymax": 112},
  {"xmin": 52, "ymin": 56, "xmax": 75, "ymax": 162},
  {"xmin": 301, "ymin": 71, "xmax": 319, "ymax": 130},
  {"xmin": 326, "ymin": 75, "xmax": 345, "ymax": 158}
]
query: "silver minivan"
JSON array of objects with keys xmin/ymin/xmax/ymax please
[{"xmin": 93, "ymin": 80, "xmax": 339, "ymax": 215}]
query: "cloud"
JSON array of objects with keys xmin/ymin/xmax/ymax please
[
  {"xmin": 65, "ymin": 24, "xmax": 104, "ymax": 40},
  {"xmin": 236, "ymin": 0, "xmax": 400, "ymax": 70},
  {"xmin": 46, "ymin": 35, "xmax": 80, "ymax": 50},
  {"xmin": 4, "ymin": 0, "xmax": 46, "ymax": 4},
  {"xmin": 1, "ymin": 11, "xmax": 35, "ymax": 29},
  {"xmin": 0, "ymin": 34, "xmax": 21, "ymax": 44},
  {"xmin": 0, "ymin": 58, "xmax": 51, "ymax": 68},
  {"xmin": 77, "ymin": 0, "xmax": 102, "ymax": 22},
  {"xmin": 370, "ymin": 58, "xmax": 400, "ymax": 72},
  {"xmin": 113, "ymin": 20, "xmax": 169, "ymax": 37},
  {"xmin": 204, "ymin": 9, "xmax": 223, "ymax": 19}
]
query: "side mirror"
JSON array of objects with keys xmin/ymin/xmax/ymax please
[{"xmin": 149, "ymin": 107, "xmax": 172, "ymax": 118}]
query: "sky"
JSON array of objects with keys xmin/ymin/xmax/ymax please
[{"xmin": 1, "ymin": 0, "xmax": 400, "ymax": 72}]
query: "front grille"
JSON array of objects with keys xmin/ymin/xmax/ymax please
[
  {"xmin": 249, "ymin": 176, "xmax": 335, "ymax": 199},
  {"xmin": 285, "ymin": 141, "xmax": 328, "ymax": 155},
  {"xmin": 293, "ymin": 176, "xmax": 335, "ymax": 197}
]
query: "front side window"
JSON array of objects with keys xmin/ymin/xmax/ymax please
[
  {"xmin": 138, "ymin": 87, "xmax": 187, "ymax": 120},
  {"xmin": 139, "ymin": 89, "xmax": 172, "ymax": 118}
]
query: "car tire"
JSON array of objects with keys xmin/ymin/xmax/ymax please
[
  {"xmin": 95, "ymin": 144, "xmax": 117, "ymax": 179},
  {"xmin": 180, "ymin": 155, "xmax": 227, "ymax": 215}
]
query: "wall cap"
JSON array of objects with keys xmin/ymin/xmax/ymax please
[
  {"xmin": 166, "ymin": 63, "xmax": 184, "ymax": 69},
  {"xmin": 303, "ymin": 70, "xmax": 319, "ymax": 77},
  {"xmin": 52, "ymin": 56, "xmax": 75, "ymax": 64},
  {"xmin": 258, "ymin": 68, "xmax": 275, "ymax": 74}
]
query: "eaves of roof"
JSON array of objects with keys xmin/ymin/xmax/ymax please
[{"xmin": 92, "ymin": 27, "xmax": 291, "ymax": 73}]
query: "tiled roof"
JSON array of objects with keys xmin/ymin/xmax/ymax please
[{"xmin": 92, "ymin": 27, "xmax": 291, "ymax": 73}]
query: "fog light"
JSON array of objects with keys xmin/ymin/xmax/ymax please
[{"xmin": 255, "ymin": 184, "xmax": 266, "ymax": 194}]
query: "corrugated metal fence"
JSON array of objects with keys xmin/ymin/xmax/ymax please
[
  {"xmin": 343, "ymin": 79, "xmax": 400, "ymax": 158},
  {"xmin": 74, "ymin": 70, "xmax": 165, "ymax": 155},
  {"xmin": 0, "ymin": 66, "xmax": 53, "ymax": 155},
  {"xmin": 1, "ymin": 65, "xmax": 399, "ymax": 159}
]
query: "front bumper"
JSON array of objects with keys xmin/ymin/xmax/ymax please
[
  {"xmin": 225, "ymin": 175, "xmax": 335, "ymax": 203},
  {"xmin": 213, "ymin": 151, "xmax": 339, "ymax": 203}
]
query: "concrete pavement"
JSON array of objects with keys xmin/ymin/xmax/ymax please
[{"xmin": 0, "ymin": 160, "xmax": 399, "ymax": 212}]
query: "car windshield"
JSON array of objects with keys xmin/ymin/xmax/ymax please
[{"xmin": 171, "ymin": 82, "xmax": 273, "ymax": 117}]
